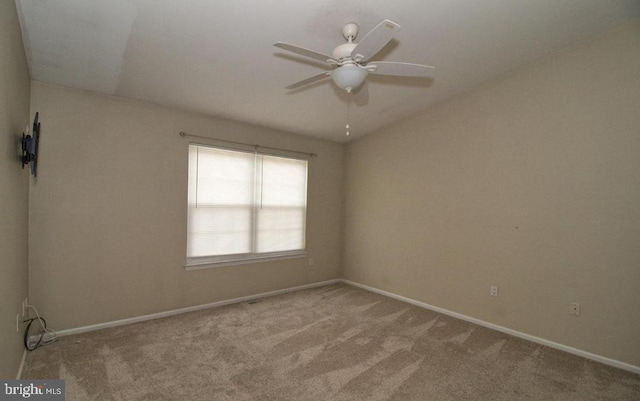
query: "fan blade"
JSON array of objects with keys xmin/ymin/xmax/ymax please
[
  {"xmin": 350, "ymin": 20, "xmax": 400, "ymax": 62},
  {"xmin": 274, "ymin": 42, "xmax": 337, "ymax": 64},
  {"xmin": 366, "ymin": 61, "xmax": 434, "ymax": 77},
  {"xmin": 285, "ymin": 71, "xmax": 331, "ymax": 90}
]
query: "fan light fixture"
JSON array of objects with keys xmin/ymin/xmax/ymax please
[
  {"xmin": 274, "ymin": 20, "xmax": 435, "ymax": 136},
  {"xmin": 274, "ymin": 19, "xmax": 434, "ymax": 93},
  {"xmin": 331, "ymin": 64, "xmax": 367, "ymax": 93}
]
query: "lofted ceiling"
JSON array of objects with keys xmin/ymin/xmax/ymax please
[{"xmin": 15, "ymin": 0, "xmax": 640, "ymax": 142}]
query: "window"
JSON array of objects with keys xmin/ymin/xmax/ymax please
[{"xmin": 186, "ymin": 144, "xmax": 308, "ymax": 269}]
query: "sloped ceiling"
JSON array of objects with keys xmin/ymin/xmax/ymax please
[{"xmin": 16, "ymin": 0, "xmax": 640, "ymax": 142}]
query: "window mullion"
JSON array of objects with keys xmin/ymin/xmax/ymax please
[{"xmin": 251, "ymin": 152, "xmax": 262, "ymax": 254}]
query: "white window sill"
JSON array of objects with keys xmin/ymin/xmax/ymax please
[{"xmin": 185, "ymin": 250, "xmax": 308, "ymax": 271}]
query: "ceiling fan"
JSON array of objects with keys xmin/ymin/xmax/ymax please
[{"xmin": 274, "ymin": 20, "xmax": 434, "ymax": 93}]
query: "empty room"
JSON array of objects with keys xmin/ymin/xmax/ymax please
[{"xmin": 1, "ymin": 0, "xmax": 639, "ymax": 399}]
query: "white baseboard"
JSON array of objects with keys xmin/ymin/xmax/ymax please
[
  {"xmin": 16, "ymin": 349, "xmax": 27, "ymax": 379},
  {"xmin": 34, "ymin": 277, "xmax": 639, "ymax": 376},
  {"xmin": 341, "ymin": 279, "xmax": 640, "ymax": 375},
  {"xmin": 54, "ymin": 279, "xmax": 341, "ymax": 338}
]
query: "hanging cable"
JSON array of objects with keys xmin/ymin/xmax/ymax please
[{"xmin": 23, "ymin": 303, "xmax": 57, "ymax": 351}]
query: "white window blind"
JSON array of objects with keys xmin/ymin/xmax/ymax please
[{"xmin": 187, "ymin": 144, "xmax": 308, "ymax": 267}]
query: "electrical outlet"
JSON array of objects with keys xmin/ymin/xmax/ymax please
[
  {"xmin": 490, "ymin": 285, "xmax": 499, "ymax": 297},
  {"xmin": 308, "ymin": 257, "xmax": 314, "ymax": 267},
  {"xmin": 569, "ymin": 302, "xmax": 580, "ymax": 316}
]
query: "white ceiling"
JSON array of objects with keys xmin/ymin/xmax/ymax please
[{"xmin": 16, "ymin": 0, "xmax": 640, "ymax": 142}]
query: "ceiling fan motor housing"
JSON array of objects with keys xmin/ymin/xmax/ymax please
[{"xmin": 331, "ymin": 43, "xmax": 357, "ymax": 60}]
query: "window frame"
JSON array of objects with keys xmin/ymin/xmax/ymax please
[{"xmin": 185, "ymin": 143, "xmax": 308, "ymax": 271}]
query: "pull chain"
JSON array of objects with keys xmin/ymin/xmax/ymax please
[{"xmin": 345, "ymin": 96, "xmax": 351, "ymax": 136}]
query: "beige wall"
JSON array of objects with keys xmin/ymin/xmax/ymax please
[
  {"xmin": 0, "ymin": 0, "xmax": 31, "ymax": 378},
  {"xmin": 29, "ymin": 82, "xmax": 344, "ymax": 330},
  {"xmin": 15, "ymin": 10, "xmax": 640, "ymax": 373},
  {"xmin": 344, "ymin": 19, "xmax": 640, "ymax": 366}
]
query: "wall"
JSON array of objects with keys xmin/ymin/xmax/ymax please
[
  {"xmin": 343, "ymin": 19, "xmax": 640, "ymax": 366},
  {"xmin": 0, "ymin": 0, "xmax": 31, "ymax": 378},
  {"xmin": 28, "ymin": 82, "xmax": 344, "ymax": 330}
]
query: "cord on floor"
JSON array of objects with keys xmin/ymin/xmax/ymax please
[{"xmin": 23, "ymin": 303, "xmax": 58, "ymax": 351}]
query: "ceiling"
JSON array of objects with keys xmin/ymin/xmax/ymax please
[{"xmin": 16, "ymin": 0, "xmax": 640, "ymax": 142}]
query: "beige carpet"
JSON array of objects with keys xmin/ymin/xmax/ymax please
[{"xmin": 22, "ymin": 284, "xmax": 640, "ymax": 400}]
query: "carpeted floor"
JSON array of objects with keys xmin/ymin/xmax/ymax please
[{"xmin": 22, "ymin": 283, "xmax": 640, "ymax": 400}]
